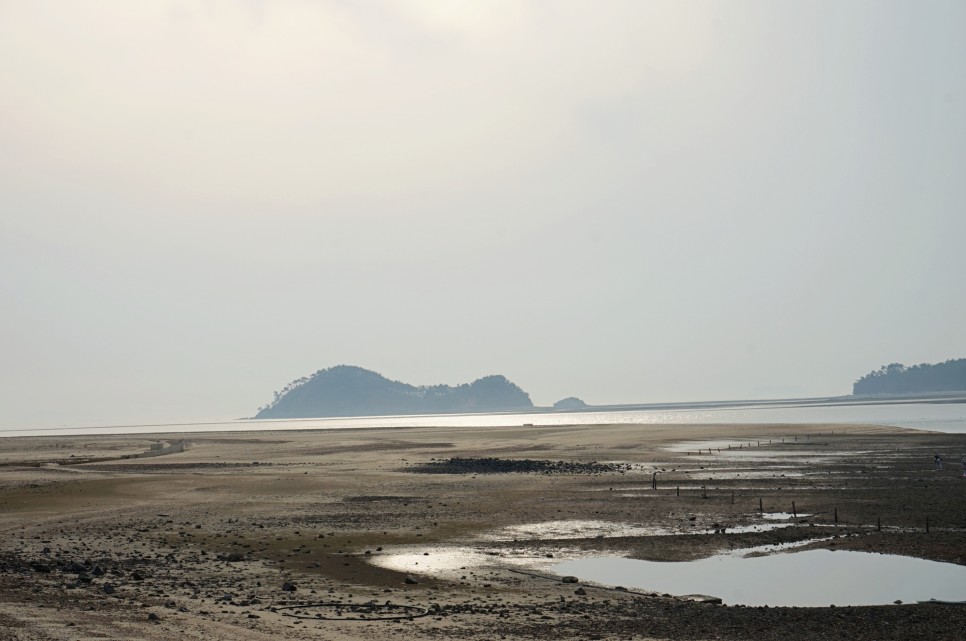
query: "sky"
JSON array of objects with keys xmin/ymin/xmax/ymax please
[{"xmin": 1, "ymin": 1, "xmax": 964, "ymax": 429}]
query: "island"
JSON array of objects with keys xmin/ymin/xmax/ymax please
[
  {"xmin": 254, "ymin": 365, "xmax": 533, "ymax": 419},
  {"xmin": 553, "ymin": 397, "xmax": 589, "ymax": 410},
  {"xmin": 853, "ymin": 358, "xmax": 966, "ymax": 396}
]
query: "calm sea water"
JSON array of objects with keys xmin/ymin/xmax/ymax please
[{"xmin": 3, "ymin": 400, "xmax": 965, "ymax": 438}]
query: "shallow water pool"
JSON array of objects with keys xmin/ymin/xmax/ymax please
[{"xmin": 553, "ymin": 549, "xmax": 966, "ymax": 607}]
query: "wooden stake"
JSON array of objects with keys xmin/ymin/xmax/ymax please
[{"xmin": 792, "ymin": 501, "xmax": 796, "ymax": 518}]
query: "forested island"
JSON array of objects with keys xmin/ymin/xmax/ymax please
[
  {"xmin": 853, "ymin": 358, "xmax": 966, "ymax": 396},
  {"xmin": 254, "ymin": 365, "xmax": 533, "ymax": 419}
]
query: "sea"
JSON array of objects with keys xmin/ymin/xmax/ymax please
[{"xmin": 3, "ymin": 398, "xmax": 965, "ymax": 438}]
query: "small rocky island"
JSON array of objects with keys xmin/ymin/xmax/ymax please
[
  {"xmin": 255, "ymin": 365, "xmax": 533, "ymax": 419},
  {"xmin": 553, "ymin": 396, "xmax": 589, "ymax": 410}
]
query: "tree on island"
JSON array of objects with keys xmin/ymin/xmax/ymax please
[{"xmin": 853, "ymin": 358, "xmax": 966, "ymax": 395}]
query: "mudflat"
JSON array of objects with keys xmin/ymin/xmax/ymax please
[{"xmin": 2, "ymin": 422, "xmax": 965, "ymax": 640}]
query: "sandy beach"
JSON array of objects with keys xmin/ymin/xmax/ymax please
[{"xmin": 2, "ymin": 422, "xmax": 966, "ymax": 640}]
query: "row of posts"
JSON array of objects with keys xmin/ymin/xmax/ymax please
[
  {"xmin": 686, "ymin": 433, "xmax": 837, "ymax": 457},
  {"xmin": 668, "ymin": 431, "xmax": 935, "ymax": 531},
  {"xmin": 650, "ymin": 478, "xmax": 929, "ymax": 532}
]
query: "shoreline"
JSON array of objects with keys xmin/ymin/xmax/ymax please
[
  {"xmin": 4, "ymin": 391, "xmax": 966, "ymax": 438},
  {"xmin": 1, "ymin": 422, "xmax": 965, "ymax": 640}
]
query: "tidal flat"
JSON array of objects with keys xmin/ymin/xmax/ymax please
[{"xmin": 1, "ymin": 422, "xmax": 965, "ymax": 640}]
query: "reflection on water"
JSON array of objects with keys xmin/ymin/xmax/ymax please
[
  {"xmin": 554, "ymin": 550, "xmax": 966, "ymax": 606},
  {"xmin": 761, "ymin": 512, "xmax": 811, "ymax": 520},
  {"xmin": 4, "ymin": 399, "xmax": 966, "ymax": 437}
]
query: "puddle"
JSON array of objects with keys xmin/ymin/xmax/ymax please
[
  {"xmin": 712, "ymin": 450, "xmax": 876, "ymax": 462},
  {"xmin": 368, "ymin": 545, "xmax": 574, "ymax": 578},
  {"xmin": 483, "ymin": 519, "xmax": 667, "ymax": 541},
  {"xmin": 664, "ymin": 440, "xmax": 770, "ymax": 452},
  {"xmin": 368, "ymin": 546, "xmax": 500, "ymax": 578},
  {"xmin": 761, "ymin": 512, "xmax": 811, "ymax": 520},
  {"xmin": 553, "ymin": 549, "xmax": 966, "ymax": 606},
  {"xmin": 717, "ymin": 522, "xmax": 796, "ymax": 534},
  {"xmin": 483, "ymin": 518, "xmax": 803, "ymax": 540}
]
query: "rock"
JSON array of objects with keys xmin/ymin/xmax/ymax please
[
  {"xmin": 281, "ymin": 582, "xmax": 297, "ymax": 592},
  {"xmin": 103, "ymin": 584, "xmax": 115, "ymax": 595},
  {"xmin": 30, "ymin": 563, "xmax": 51, "ymax": 573},
  {"xmin": 404, "ymin": 575, "xmax": 419, "ymax": 585},
  {"xmin": 147, "ymin": 613, "xmax": 160, "ymax": 622},
  {"xmin": 561, "ymin": 576, "xmax": 579, "ymax": 584},
  {"xmin": 682, "ymin": 594, "xmax": 723, "ymax": 604},
  {"xmin": 410, "ymin": 457, "xmax": 623, "ymax": 475},
  {"xmin": 574, "ymin": 588, "xmax": 587, "ymax": 595}
]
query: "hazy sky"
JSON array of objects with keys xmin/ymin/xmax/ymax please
[{"xmin": 2, "ymin": 1, "xmax": 964, "ymax": 428}]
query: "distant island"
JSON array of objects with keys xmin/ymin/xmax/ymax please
[
  {"xmin": 254, "ymin": 365, "xmax": 533, "ymax": 419},
  {"xmin": 853, "ymin": 358, "xmax": 966, "ymax": 396},
  {"xmin": 553, "ymin": 397, "xmax": 589, "ymax": 410}
]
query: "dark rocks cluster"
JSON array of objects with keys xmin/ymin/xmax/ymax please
[
  {"xmin": 408, "ymin": 457, "xmax": 633, "ymax": 475},
  {"xmin": 12, "ymin": 557, "xmax": 126, "ymax": 584}
]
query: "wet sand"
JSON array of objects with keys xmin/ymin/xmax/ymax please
[{"xmin": 2, "ymin": 422, "xmax": 965, "ymax": 640}]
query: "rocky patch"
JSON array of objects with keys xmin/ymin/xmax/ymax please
[{"xmin": 407, "ymin": 457, "xmax": 634, "ymax": 475}]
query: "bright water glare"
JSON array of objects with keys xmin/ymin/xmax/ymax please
[{"xmin": 4, "ymin": 400, "xmax": 966, "ymax": 437}]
